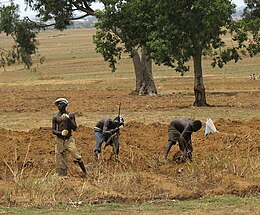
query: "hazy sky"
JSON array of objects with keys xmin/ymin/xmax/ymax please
[
  {"xmin": 2, "ymin": 0, "xmax": 104, "ymax": 17},
  {"xmin": 2, "ymin": 0, "xmax": 246, "ymax": 18}
]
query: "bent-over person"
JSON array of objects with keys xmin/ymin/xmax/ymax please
[
  {"xmin": 94, "ymin": 116, "xmax": 124, "ymax": 160},
  {"xmin": 52, "ymin": 98, "xmax": 87, "ymax": 177},
  {"xmin": 165, "ymin": 118, "xmax": 202, "ymax": 162}
]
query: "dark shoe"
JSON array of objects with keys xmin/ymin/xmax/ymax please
[
  {"xmin": 77, "ymin": 161, "xmax": 87, "ymax": 176},
  {"xmin": 82, "ymin": 172, "xmax": 87, "ymax": 178},
  {"xmin": 94, "ymin": 152, "xmax": 100, "ymax": 161}
]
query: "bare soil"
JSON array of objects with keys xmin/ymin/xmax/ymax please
[
  {"xmin": 0, "ymin": 28, "xmax": 259, "ymax": 207},
  {"xmin": 0, "ymin": 89, "xmax": 259, "ymax": 206}
]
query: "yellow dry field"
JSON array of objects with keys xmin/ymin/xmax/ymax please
[{"xmin": 0, "ymin": 28, "xmax": 259, "ymax": 212}]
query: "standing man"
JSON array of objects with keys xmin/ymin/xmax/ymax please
[
  {"xmin": 52, "ymin": 98, "xmax": 87, "ymax": 177},
  {"xmin": 165, "ymin": 118, "xmax": 202, "ymax": 162},
  {"xmin": 94, "ymin": 116, "xmax": 124, "ymax": 160}
]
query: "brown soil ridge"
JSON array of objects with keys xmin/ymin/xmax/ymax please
[{"xmin": 0, "ymin": 118, "xmax": 259, "ymax": 205}]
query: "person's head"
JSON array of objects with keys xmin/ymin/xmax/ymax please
[
  {"xmin": 113, "ymin": 116, "xmax": 125, "ymax": 127},
  {"xmin": 192, "ymin": 120, "xmax": 202, "ymax": 132},
  {"xmin": 55, "ymin": 98, "xmax": 68, "ymax": 111}
]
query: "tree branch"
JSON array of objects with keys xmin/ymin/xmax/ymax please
[
  {"xmin": 24, "ymin": 16, "xmax": 57, "ymax": 28},
  {"xmin": 71, "ymin": 2, "xmax": 95, "ymax": 16},
  {"xmin": 24, "ymin": 13, "xmax": 91, "ymax": 29}
]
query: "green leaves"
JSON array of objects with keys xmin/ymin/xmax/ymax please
[
  {"xmin": 94, "ymin": 0, "xmax": 157, "ymax": 71},
  {"xmin": 148, "ymin": 0, "xmax": 236, "ymax": 73},
  {"xmin": 1, "ymin": 0, "xmax": 98, "ymax": 70},
  {"xmin": 0, "ymin": 2, "xmax": 39, "ymax": 70},
  {"xmin": 94, "ymin": 0, "xmax": 258, "ymax": 75},
  {"xmin": 243, "ymin": 0, "xmax": 260, "ymax": 20},
  {"xmin": 211, "ymin": 47, "xmax": 241, "ymax": 68},
  {"xmin": 94, "ymin": 29, "xmax": 123, "ymax": 72},
  {"xmin": 228, "ymin": 17, "xmax": 260, "ymax": 58},
  {"xmin": 237, "ymin": 0, "xmax": 260, "ymax": 57},
  {"xmin": 24, "ymin": 0, "xmax": 95, "ymax": 30},
  {"xmin": 0, "ymin": 3, "xmax": 19, "ymax": 35}
]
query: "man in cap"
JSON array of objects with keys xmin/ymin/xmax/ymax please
[
  {"xmin": 93, "ymin": 116, "xmax": 124, "ymax": 160},
  {"xmin": 165, "ymin": 118, "xmax": 202, "ymax": 162},
  {"xmin": 52, "ymin": 98, "xmax": 87, "ymax": 177}
]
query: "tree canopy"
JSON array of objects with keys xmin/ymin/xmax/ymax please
[
  {"xmin": 0, "ymin": 2, "xmax": 39, "ymax": 69},
  {"xmin": 241, "ymin": 0, "xmax": 260, "ymax": 56},
  {"xmin": 151, "ymin": 0, "xmax": 254, "ymax": 71},
  {"xmin": 243, "ymin": 0, "xmax": 260, "ymax": 20},
  {"xmin": 0, "ymin": 0, "xmax": 96, "ymax": 70},
  {"xmin": 94, "ymin": 0, "xmax": 157, "ymax": 71},
  {"xmin": 24, "ymin": 0, "xmax": 95, "ymax": 29}
]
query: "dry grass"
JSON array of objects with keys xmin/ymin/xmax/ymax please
[
  {"xmin": 1, "ymin": 141, "xmax": 259, "ymax": 207},
  {"xmin": 0, "ymin": 28, "xmax": 259, "ymax": 211}
]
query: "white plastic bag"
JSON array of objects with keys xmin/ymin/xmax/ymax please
[{"xmin": 205, "ymin": 118, "xmax": 218, "ymax": 136}]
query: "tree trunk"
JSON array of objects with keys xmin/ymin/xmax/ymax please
[
  {"xmin": 131, "ymin": 46, "xmax": 157, "ymax": 95},
  {"xmin": 132, "ymin": 48, "xmax": 143, "ymax": 93},
  {"xmin": 192, "ymin": 51, "xmax": 208, "ymax": 106}
]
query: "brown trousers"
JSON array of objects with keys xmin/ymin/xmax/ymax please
[{"xmin": 55, "ymin": 136, "xmax": 82, "ymax": 176}]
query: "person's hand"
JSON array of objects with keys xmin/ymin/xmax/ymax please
[
  {"xmin": 109, "ymin": 128, "xmax": 119, "ymax": 135},
  {"xmin": 179, "ymin": 135, "xmax": 187, "ymax": 145},
  {"xmin": 61, "ymin": 113, "xmax": 69, "ymax": 121},
  {"xmin": 113, "ymin": 127, "xmax": 120, "ymax": 133},
  {"xmin": 61, "ymin": 129, "xmax": 69, "ymax": 136}
]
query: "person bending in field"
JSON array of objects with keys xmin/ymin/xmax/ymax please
[
  {"xmin": 93, "ymin": 116, "xmax": 124, "ymax": 160},
  {"xmin": 165, "ymin": 118, "xmax": 202, "ymax": 162},
  {"xmin": 52, "ymin": 98, "xmax": 87, "ymax": 177}
]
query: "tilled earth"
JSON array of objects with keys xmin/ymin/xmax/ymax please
[{"xmin": 0, "ymin": 84, "xmax": 259, "ymax": 206}]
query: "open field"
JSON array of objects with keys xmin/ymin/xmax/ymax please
[{"xmin": 0, "ymin": 28, "xmax": 259, "ymax": 213}]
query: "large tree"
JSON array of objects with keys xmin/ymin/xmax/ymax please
[
  {"xmin": 147, "ymin": 0, "xmax": 239, "ymax": 106},
  {"xmin": 94, "ymin": 0, "xmax": 157, "ymax": 95},
  {"xmin": 147, "ymin": 0, "xmax": 259, "ymax": 106},
  {"xmin": 0, "ymin": 2, "xmax": 39, "ymax": 70}
]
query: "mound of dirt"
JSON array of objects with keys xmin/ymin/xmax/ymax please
[{"xmin": 0, "ymin": 118, "xmax": 259, "ymax": 206}]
